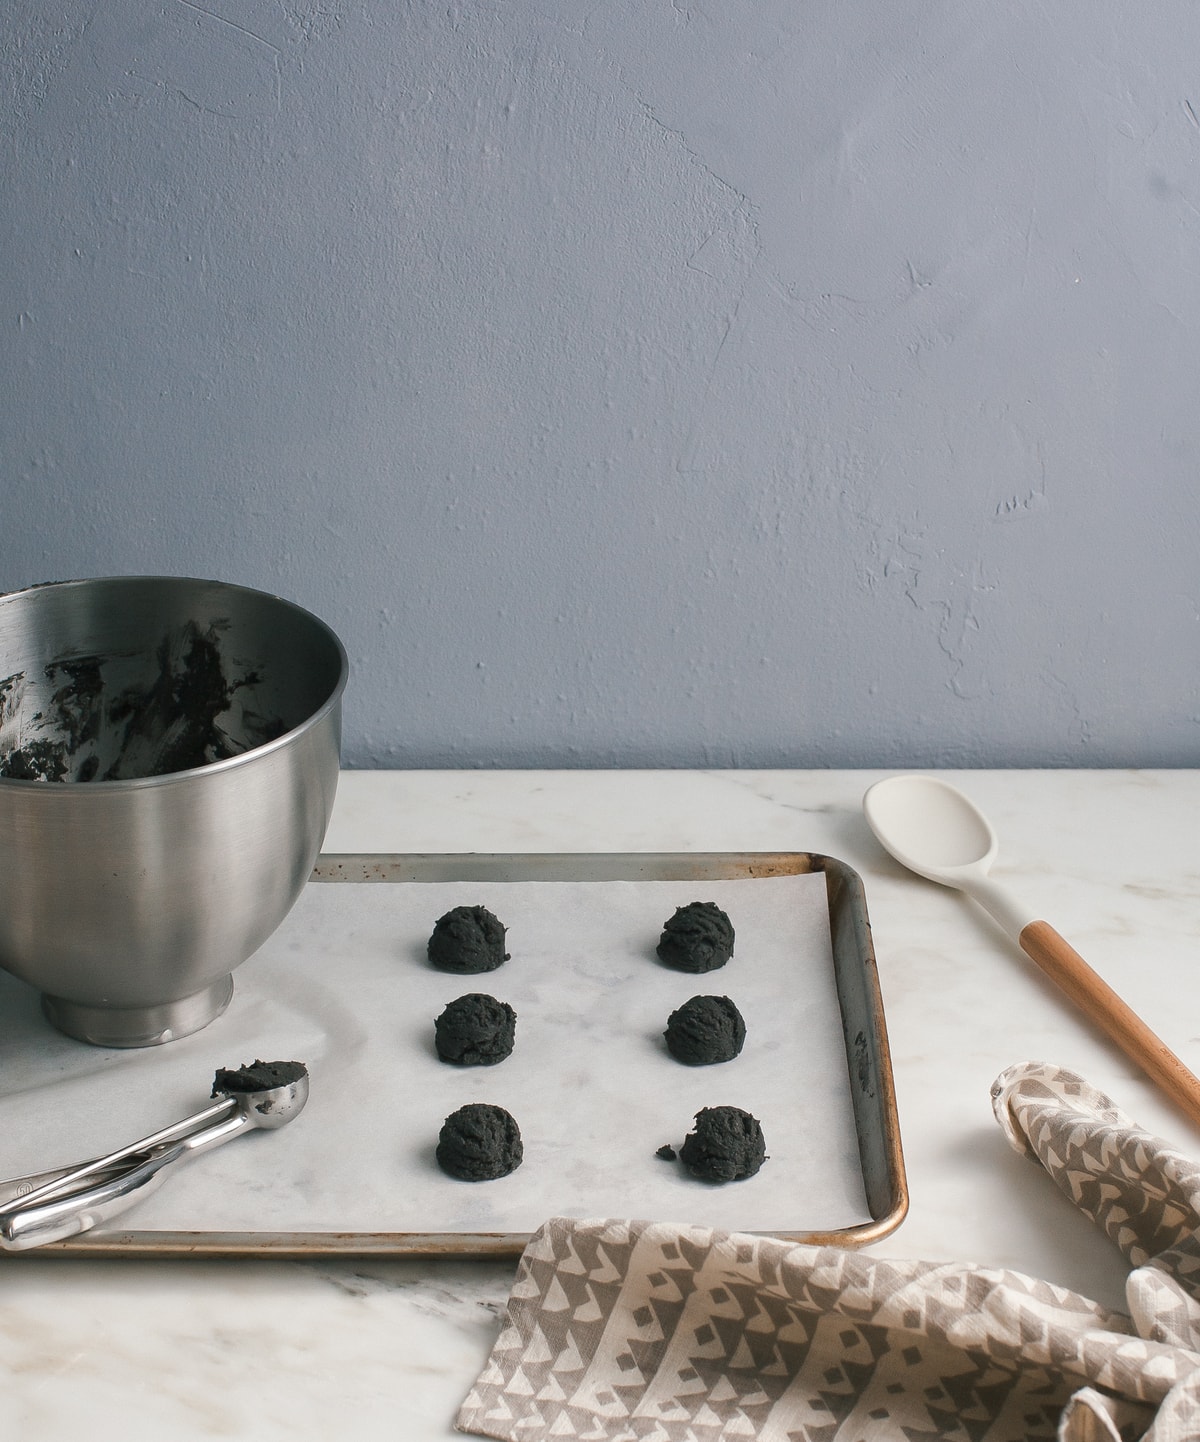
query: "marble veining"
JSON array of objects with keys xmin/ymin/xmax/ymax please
[{"xmin": 4, "ymin": 769, "xmax": 1200, "ymax": 1439}]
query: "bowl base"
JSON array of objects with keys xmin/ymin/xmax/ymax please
[{"xmin": 41, "ymin": 974, "xmax": 235, "ymax": 1048}]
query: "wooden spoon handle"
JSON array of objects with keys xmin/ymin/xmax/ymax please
[{"xmin": 1020, "ymin": 919, "xmax": 1200, "ymax": 1127}]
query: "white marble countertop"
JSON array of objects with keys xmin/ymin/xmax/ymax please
[{"xmin": 5, "ymin": 768, "xmax": 1200, "ymax": 1439}]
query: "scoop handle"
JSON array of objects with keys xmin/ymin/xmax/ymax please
[
  {"xmin": 0, "ymin": 1108, "xmax": 249, "ymax": 1250},
  {"xmin": 1020, "ymin": 920, "xmax": 1200, "ymax": 1127},
  {"xmin": 0, "ymin": 1144, "xmax": 183, "ymax": 1249},
  {"xmin": 1, "ymin": 1095, "xmax": 236, "ymax": 1217}
]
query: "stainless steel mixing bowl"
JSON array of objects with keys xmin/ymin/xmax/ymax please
[{"xmin": 0, "ymin": 576, "xmax": 348, "ymax": 1047}]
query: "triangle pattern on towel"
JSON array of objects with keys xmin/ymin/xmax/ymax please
[{"xmin": 459, "ymin": 1063, "xmax": 1200, "ymax": 1440}]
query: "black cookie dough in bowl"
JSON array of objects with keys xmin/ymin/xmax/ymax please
[
  {"xmin": 428, "ymin": 905, "xmax": 509, "ymax": 973},
  {"xmin": 435, "ymin": 993, "xmax": 516, "ymax": 1066},
  {"xmin": 656, "ymin": 901, "xmax": 734, "ymax": 973},
  {"xmin": 664, "ymin": 995, "xmax": 746, "ymax": 1065},
  {"xmin": 437, "ymin": 1103, "xmax": 523, "ymax": 1181},
  {"xmin": 0, "ymin": 575, "xmax": 347, "ymax": 1049}
]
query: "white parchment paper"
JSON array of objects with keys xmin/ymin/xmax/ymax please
[{"xmin": 0, "ymin": 872, "xmax": 872, "ymax": 1239}]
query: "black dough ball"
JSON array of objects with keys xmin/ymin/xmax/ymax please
[
  {"xmin": 679, "ymin": 1105, "xmax": 766, "ymax": 1183},
  {"xmin": 428, "ymin": 905, "xmax": 509, "ymax": 973},
  {"xmin": 436, "ymin": 1103, "xmax": 523, "ymax": 1181},
  {"xmin": 435, "ymin": 993, "xmax": 516, "ymax": 1066},
  {"xmin": 664, "ymin": 995, "xmax": 746, "ymax": 1065},
  {"xmin": 656, "ymin": 901, "xmax": 734, "ymax": 973}
]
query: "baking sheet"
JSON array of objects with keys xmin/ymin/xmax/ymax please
[{"xmin": 0, "ymin": 853, "xmax": 905, "ymax": 1255}]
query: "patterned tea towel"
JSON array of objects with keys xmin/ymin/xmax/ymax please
[{"xmin": 457, "ymin": 1062, "xmax": 1200, "ymax": 1441}]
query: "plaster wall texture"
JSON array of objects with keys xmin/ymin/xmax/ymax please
[{"xmin": 1, "ymin": 2, "xmax": 1197, "ymax": 768}]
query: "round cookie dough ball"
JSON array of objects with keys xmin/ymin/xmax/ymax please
[
  {"xmin": 679, "ymin": 1105, "xmax": 766, "ymax": 1182},
  {"xmin": 428, "ymin": 904, "xmax": 509, "ymax": 973},
  {"xmin": 435, "ymin": 993, "xmax": 517, "ymax": 1066},
  {"xmin": 656, "ymin": 901, "xmax": 734, "ymax": 973},
  {"xmin": 436, "ymin": 1103, "xmax": 523, "ymax": 1181},
  {"xmin": 664, "ymin": 995, "xmax": 746, "ymax": 1065}
]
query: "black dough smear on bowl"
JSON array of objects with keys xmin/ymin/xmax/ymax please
[
  {"xmin": 656, "ymin": 901, "xmax": 734, "ymax": 973},
  {"xmin": 0, "ymin": 621, "xmax": 286, "ymax": 783},
  {"xmin": 428, "ymin": 905, "xmax": 509, "ymax": 973}
]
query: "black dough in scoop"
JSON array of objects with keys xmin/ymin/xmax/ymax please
[
  {"xmin": 664, "ymin": 995, "xmax": 746, "ymax": 1065},
  {"xmin": 436, "ymin": 1102, "xmax": 523, "ymax": 1181},
  {"xmin": 212, "ymin": 1059, "xmax": 307, "ymax": 1096},
  {"xmin": 656, "ymin": 901, "xmax": 734, "ymax": 973},
  {"xmin": 435, "ymin": 993, "xmax": 516, "ymax": 1066},
  {"xmin": 428, "ymin": 905, "xmax": 509, "ymax": 973},
  {"xmin": 679, "ymin": 1105, "xmax": 766, "ymax": 1183}
]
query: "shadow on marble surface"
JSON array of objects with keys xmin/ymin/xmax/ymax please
[{"xmin": 935, "ymin": 1121, "xmax": 1133, "ymax": 1311}]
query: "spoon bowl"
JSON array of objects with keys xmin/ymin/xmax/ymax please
[
  {"xmin": 865, "ymin": 775, "xmax": 1032, "ymax": 938},
  {"xmin": 864, "ymin": 773, "xmax": 997, "ymax": 880}
]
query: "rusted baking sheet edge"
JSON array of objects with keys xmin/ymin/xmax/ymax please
[{"xmin": 18, "ymin": 1218, "xmax": 906, "ymax": 1261}]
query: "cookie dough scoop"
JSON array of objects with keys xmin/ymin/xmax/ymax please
[{"xmin": 0, "ymin": 1060, "xmax": 309, "ymax": 1250}]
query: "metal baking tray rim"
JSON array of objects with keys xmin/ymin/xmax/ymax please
[{"xmin": 24, "ymin": 849, "xmax": 908, "ymax": 1259}]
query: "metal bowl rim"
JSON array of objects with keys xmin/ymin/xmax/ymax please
[{"xmin": 0, "ymin": 574, "xmax": 348, "ymax": 792}]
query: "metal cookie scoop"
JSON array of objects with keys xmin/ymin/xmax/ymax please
[{"xmin": 0, "ymin": 1060, "xmax": 309, "ymax": 1250}]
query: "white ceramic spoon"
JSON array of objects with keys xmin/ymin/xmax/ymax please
[{"xmin": 864, "ymin": 773, "xmax": 1200, "ymax": 1127}]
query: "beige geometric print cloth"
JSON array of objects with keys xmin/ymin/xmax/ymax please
[{"xmin": 457, "ymin": 1063, "xmax": 1200, "ymax": 1441}]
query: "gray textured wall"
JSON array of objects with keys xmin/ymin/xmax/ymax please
[{"xmin": 3, "ymin": 3, "xmax": 1197, "ymax": 768}]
